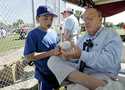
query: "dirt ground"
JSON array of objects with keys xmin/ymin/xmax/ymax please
[{"xmin": 0, "ymin": 48, "xmax": 24, "ymax": 66}]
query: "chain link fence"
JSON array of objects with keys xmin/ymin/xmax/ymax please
[{"xmin": 0, "ymin": 0, "xmax": 66, "ymax": 89}]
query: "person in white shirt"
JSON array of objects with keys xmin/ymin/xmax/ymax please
[
  {"xmin": 1, "ymin": 27, "xmax": 7, "ymax": 38},
  {"xmin": 61, "ymin": 8, "xmax": 80, "ymax": 44}
]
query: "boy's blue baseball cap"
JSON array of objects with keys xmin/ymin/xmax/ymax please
[{"xmin": 36, "ymin": 6, "xmax": 57, "ymax": 17}]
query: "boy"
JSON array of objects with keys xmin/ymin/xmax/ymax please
[{"xmin": 24, "ymin": 5, "xmax": 60, "ymax": 90}]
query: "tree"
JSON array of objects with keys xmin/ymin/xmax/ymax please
[
  {"xmin": 12, "ymin": 19, "xmax": 24, "ymax": 33},
  {"xmin": 17, "ymin": 19, "xmax": 24, "ymax": 26},
  {"xmin": 105, "ymin": 22, "xmax": 113, "ymax": 27},
  {"xmin": 116, "ymin": 22, "xmax": 124, "ymax": 28},
  {"xmin": 0, "ymin": 22, "xmax": 7, "ymax": 28},
  {"xmin": 74, "ymin": 10, "xmax": 82, "ymax": 21}
]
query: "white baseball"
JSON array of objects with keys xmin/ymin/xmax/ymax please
[{"xmin": 61, "ymin": 41, "xmax": 71, "ymax": 50}]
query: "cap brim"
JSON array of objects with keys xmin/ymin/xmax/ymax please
[
  {"xmin": 47, "ymin": 13, "xmax": 57, "ymax": 17},
  {"xmin": 39, "ymin": 12, "xmax": 57, "ymax": 17}
]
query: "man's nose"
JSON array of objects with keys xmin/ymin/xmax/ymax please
[{"xmin": 85, "ymin": 21, "xmax": 89, "ymax": 26}]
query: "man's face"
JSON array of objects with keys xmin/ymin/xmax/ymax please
[
  {"xmin": 62, "ymin": 11, "xmax": 70, "ymax": 18},
  {"xmin": 82, "ymin": 8, "xmax": 102, "ymax": 35},
  {"xmin": 37, "ymin": 15, "xmax": 53, "ymax": 30},
  {"xmin": 62, "ymin": 12, "xmax": 66, "ymax": 18}
]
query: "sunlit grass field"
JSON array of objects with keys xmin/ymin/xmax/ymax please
[{"xmin": 0, "ymin": 34, "xmax": 25, "ymax": 54}]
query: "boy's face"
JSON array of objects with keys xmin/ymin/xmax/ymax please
[{"xmin": 37, "ymin": 15, "xmax": 53, "ymax": 30}]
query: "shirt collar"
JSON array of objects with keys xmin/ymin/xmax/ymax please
[{"xmin": 87, "ymin": 26, "xmax": 104, "ymax": 40}]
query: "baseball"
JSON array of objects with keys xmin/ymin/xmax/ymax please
[{"xmin": 60, "ymin": 41, "xmax": 71, "ymax": 50}]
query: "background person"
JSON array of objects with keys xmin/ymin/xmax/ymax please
[
  {"xmin": 61, "ymin": 8, "xmax": 80, "ymax": 44},
  {"xmin": 1, "ymin": 27, "xmax": 7, "ymax": 38}
]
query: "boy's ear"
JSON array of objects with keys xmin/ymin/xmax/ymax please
[{"xmin": 36, "ymin": 16, "xmax": 39, "ymax": 22}]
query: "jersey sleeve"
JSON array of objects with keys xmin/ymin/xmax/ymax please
[{"xmin": 24, "ymin": 32, "xmax": 37, "ymax": 56}]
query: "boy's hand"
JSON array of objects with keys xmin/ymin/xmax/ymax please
[{"xmin": 49, "ymin": 48, "xmax": 61, "ymax": 56}]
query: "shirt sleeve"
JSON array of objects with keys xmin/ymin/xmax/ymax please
[
  {"xmin": 80, "ymin": 36, "xmax": 123, "ymax": 75},
  {"xmin": 24, "ymin": 32, "xmax": 37, "ymax": 56}
]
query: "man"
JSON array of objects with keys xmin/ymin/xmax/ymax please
[
  {"xmin": 1, "ymin": 27, "xmax": 7, "ymax": 38},
  {"xmin": 24, "ymin": 6, "xmax": 61, "ymax": 90},
  {"xmin": 48, "ymin": 8, "xmax": 123, "ymax": 90},
  {"xmin": 61, "ymin": 8, "xmax": 80, "ymax": 43}
]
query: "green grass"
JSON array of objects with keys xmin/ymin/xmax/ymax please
[{"xmin": 0, "ymin": 34, "xmax": 25, "ymax": 54}]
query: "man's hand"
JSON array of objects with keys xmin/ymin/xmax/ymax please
[{"xmin": 61, "ymin": 45, "xmax": 81, "ymax": 60}]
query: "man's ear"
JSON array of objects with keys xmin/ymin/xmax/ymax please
[{"xmin": 99, "ymin": 16, "xmax": 102, "ymax": 22}]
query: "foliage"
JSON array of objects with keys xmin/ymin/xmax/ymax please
[
  {"xmin": 104, "ymin": 22, "xmax": 113, "ymax": 27},
  {"xmin": 0, "ymin": 22, "xmax": 7, "ymax": 28},
  {"xmin": 116, "ymin": 22, "xmax": 124, "ymax": 28},
  {"xmin": 12, "ymin": 19, "xmax": 24, "ymax": 33},
  {"xmin": 74, "ymin": 10, "xmax": 82, "ymax": 21},
  {"xmin": 0, "ymin": 19, "xmax": 25, "ymax": 33}
]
